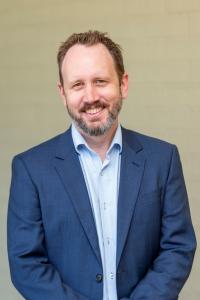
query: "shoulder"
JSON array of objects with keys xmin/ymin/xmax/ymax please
[
  {"xmin": 122, "ymin": 127, "xmax": 175, "ymax": 150},
  {"xmin": 12, "ymin": 129, "xmax": 71, "ymax": 167},
  {"xmin": 122, "ymin": 127, "xmax": 179, "ymax": 164},
  {"xmin": 122, "ymin": 128, "xmax": 184, "ymax": 186}
]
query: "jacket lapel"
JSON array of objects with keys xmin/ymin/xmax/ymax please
[
  {"xmin": 52, "ymin": 127, "xmax": 145, "ymax": 269},
  {"xmin": 116, "ymin": 129, "xmax": 146, "ymax": 268},
  {"xmin": 53, "ymin": 128, "xmax": 102, "ymax": 266}
]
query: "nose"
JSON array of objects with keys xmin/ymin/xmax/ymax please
[{"xmin": 83, "ymin": 84, "xmax": 98, "ymax": 103}]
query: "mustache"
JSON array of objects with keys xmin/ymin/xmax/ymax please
[{"xmin": 79, "ymin": 100, "xmax": 108, "ymax": 112}]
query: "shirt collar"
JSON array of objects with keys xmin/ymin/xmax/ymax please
[{"xmin": 71, "ymin": 122, "xmax": 122, "ymax": 155}]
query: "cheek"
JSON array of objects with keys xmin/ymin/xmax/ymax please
[
  {"xmin": 65, "ymin": 93, "xmax": 82, "ymax": 109},
  {"xmin": 99, "ymin": 87, "xmax": 121, "ymax": 101}
]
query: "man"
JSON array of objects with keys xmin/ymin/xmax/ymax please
[{"xmin": 7, "ymin": 30, "xmax": 196, "ymax": 300}]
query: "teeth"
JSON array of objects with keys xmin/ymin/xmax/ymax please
[{"xmin": 86, "ymin": 107, "xmax": 103, "ymax": 115}]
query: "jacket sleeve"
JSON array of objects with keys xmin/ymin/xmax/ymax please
[
  {"xmin": 121, "ymin": 145, "xmax": 196, "ymax": 300},
  {"xmin": 7, "ymin": 156, "xmax": 89, "ymax": 300}
]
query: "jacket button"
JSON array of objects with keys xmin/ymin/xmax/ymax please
[{"xmin": 96, "ymin": 274, "xmax": 103, "ymax": 283}]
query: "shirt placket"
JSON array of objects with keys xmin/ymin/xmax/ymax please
[{"xmin": 98, "ymin": 156, "xmax": 117, "ymax": 300}]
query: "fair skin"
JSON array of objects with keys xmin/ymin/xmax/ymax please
[{"xmin": 58, "ymin": 43, "xmax": 128, "ymax": 161}]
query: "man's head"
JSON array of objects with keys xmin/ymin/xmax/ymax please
[
  {"xmin": 57, "ymin": 30, "xmax": 125, "ymax": 86},
  {"xmin": 57, "ymin": 30, "xmax": 128, "ymax": 137}
]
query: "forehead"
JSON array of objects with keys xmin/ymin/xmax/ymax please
[{"xmin": 61, "ymin": 43, "xmax": 117, "ymax": 78}]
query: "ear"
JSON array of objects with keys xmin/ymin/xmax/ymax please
[
  {"xmin": 57, "ymin": 82, "xmax": 67, "ymax": 107},
  {"xmin": 120, "ymin": 73, "xmax": 128, "ymax": 99}
]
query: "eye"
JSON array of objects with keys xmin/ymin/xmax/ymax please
[
  {"xmin": 72, "ymin": 82, "xmax": 84, "ymax": 90},
  {"xmin": 95, "ymin": 79, "xmax": 107, "ymax": 86}
]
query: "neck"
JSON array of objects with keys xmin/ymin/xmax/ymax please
[{"xmin": 77, "ymin": 122, "xmax": 118, "ymax": 161}]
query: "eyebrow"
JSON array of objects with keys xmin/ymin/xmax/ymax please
[{"xmin": 69, "ymin": 75, "xmax": 110, "ymax": 84}]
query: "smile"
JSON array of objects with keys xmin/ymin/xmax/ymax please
[{"xmin": 86, "ymin": 107, "xmax": 104, "ymax": 115}]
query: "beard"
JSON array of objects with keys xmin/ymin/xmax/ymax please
[{"xmin": 66, "ymin": 98, "xmax": 122, "ymax": 136}]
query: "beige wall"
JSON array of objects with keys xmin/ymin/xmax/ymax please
[{"xmin": 1, "ymin": 0, "xmax": 199, "ymax": 299}]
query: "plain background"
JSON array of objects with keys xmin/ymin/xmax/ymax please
[{"xmin": 1, "ymin": 0, "xmax": 199, "ymax": 299}]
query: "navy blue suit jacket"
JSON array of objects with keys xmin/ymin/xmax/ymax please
[{"xmin": 7, "ymin": 127, "xmax": 196, "ymax": 300}]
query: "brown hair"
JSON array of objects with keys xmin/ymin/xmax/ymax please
[{"xmin": 57, "ymin": 30, "xmax": 125, "ymax": 85}]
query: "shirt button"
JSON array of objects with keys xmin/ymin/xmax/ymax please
[
  {"xmin": 100, "ymin": 170, "xmax": 104, "ymax": 176},
  {"xmin": 109, "ymin": 272, "xmax": 114, "ymax": 280},
  {"xmin": 96, "ymin": 274, "xmax": 103, "ymax": 283}
]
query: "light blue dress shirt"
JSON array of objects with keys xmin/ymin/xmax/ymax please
[{"xmin": 71, "ymin": 123, "xmax": 122, "ymax": 300}]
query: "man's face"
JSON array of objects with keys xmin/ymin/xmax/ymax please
[{"xmin": 58, "ymin": 43, "xmax": 128, "ymax": 136}]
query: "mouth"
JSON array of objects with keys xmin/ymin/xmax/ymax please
[
  {"xmin": 85, "ymin": 106, "xmax": 104, "ymax": 116},
  {"xmin": 81, "ymin": 103, "xmax": 106, "ymax": 119}
]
